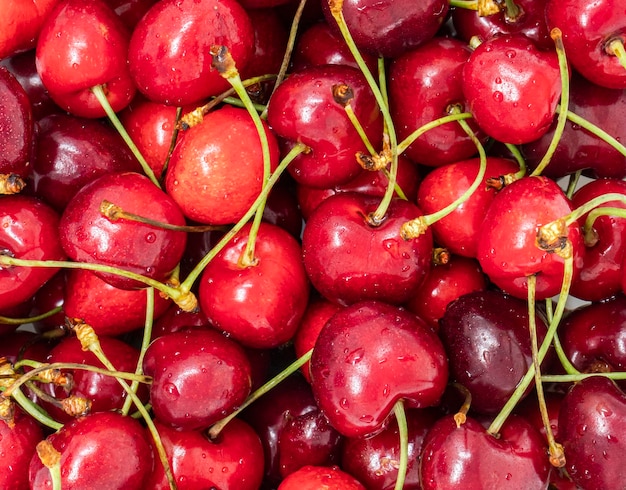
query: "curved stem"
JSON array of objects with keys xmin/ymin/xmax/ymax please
[
  {"xmin": 562, "ymin": 108, "xmax": 626, "ymax": 157},
  {"xmin": 0, "ymin": 306, "xmax": 63, "ymax": 326},
  {"xmin": 552, "ymin": 330, "xmax": 580, "ymax": 375},
  {"xmin": 606, "ymin": 37, "xmax": 626, "ymax": 72},
  {"xmin": 393, "ymin": 400, "xmax": 408, "ymax": 490},
  {"xmin": 396, "ymin": 112, "xmax": 474, "ymax": 155}
]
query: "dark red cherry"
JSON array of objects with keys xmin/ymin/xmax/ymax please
[
  {"xmin": 29, "ymin": 270, "xmax": 66, "ymax": 331},
  {"xmin": 558, "ymin": 375, "xmax": 626, "ymax": 489},
  {"xmin": 302, "ymin": 193, "xmax": 433, "ymax": 306},
  {"xmin": 310, "ymin": 301, "xmax": 448, "ymax": 438},
  {"xmin": 278, "ymin": 465, "xmax": 366, "ymax": 490},
  {"xmin": 0, "ymin": 409, "xmax": 44, "ymax": 490},
  {"xmin": 59, "ymin": 171, "xmax": 187, "ymax": 289},
  {"xmin": 143, "ymin": 328, "xmax": 252, "ymax": 431},
  {"xmin": 29, "ymin": 411, "xmax": 153, "ymax": 490}
]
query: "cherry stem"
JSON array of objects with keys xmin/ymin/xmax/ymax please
[
  {"xmin": 392, "ymin": 399, "xmax": 409, "ymax": 490},
  {"xmin": 5, "ymin": 386, "xmax": 62, "ymax": 430},
  {"xmin": 606, "ymin": 37, "xmax": 626, "ymax": 72},
  {"xmin": 0, "ymin": 306, "xmax": 63, "ymax": 326},
  {"xmin": 542, "ymin": 372, "xmax": 626, "ymax": 383},
  {"xmin": 90, "ymin": 84, "xmax": 160, "ymax": 188},
  {"xmin": 208, "ymin": 348, "xmax": 313, "ymax": 439},
  {"xmin": 552, "ymin": 330, "xmax": 580, "ymax": 375},
  {"xmin": 530, "ymin": 28, "xmax": 570, "ymax": 177},
  {"xmin": 526, "ymin": 275, "xmax": 566, "ymax": 468},
  {"xmin": 179, "ymin": 142, "xmax": 309, "ymax": 295},
  {"xmin": 452, "ymin": 382, "xmax": 472, "ymax": 427},
  {"xmin": 0, "ymin": 253, "xmax": 196, "ymax": 312},
  {"xmin": 36, "ymin": 440, "xmax": 62, "ymax": 490},
  {"xmin": 400, "ymin": 112, "xmax": 486, "ymax": 239},
  {"xmin": 545, "ymin": 193, "xmax": 626, "ymax": 231},
  {"xmin": 488, "ymin": 252, "xmax": 573, "ymax": 435},
  {"xmin": 327, "ymin": 0, "xmax": 399, "ymax": 224},
  {"xmin": 121, "ymin": 287, "xmax": 155, "ymax": 416},
  {"xmin": 210, "ymin": 45, "xmax": 273, "ymax": 268},
  {"xmin": 503, "ymin": 143, "xmax": 527, "ymax": 177},
  {"xmin": 158, "ymin": 106, "xmax": 182, "ymax": 181},
  {"xmin": 396, "ymin": 111, "xmax": 474, "ymax": 155},
  {"xmin": 334, "ymin": 84, "xmax": 377, "ymax": 157},
  {"xmin": 501, "ymin": 0, "xmax": 523, "ymax": 21},
  {"xmin": 583, "ymin": 206, "xmax": 626, "ymax": 244},
  {"xmin": 561, "ymin": 107, "xmax": 626, "ymax": 157},
  {"xmin": 448, "ymin": 0, "xmax": 478, "ymax": 10},
  {"xmin": 565, "ymin": 170, "xmax": 582, "ymax": 199}
]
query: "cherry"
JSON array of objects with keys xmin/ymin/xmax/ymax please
[
  {"xmin": 105, "ymin": 0, "xmax": 158, "ymax": 30},
  {"xmin": 558, "ymin": 375, "xmax": 626, "ymax": 489},
  {"xmin": 0, "ymin": 0, "xmax": 60, "ymax": 59},
  {"xmin": 321, "ymin": 0, "xmax": 449, "ymax": 59},
  {"xmin": 546, "ymin": 0, "xmax": 626, "ymax": 89},
  {"xmin": 420, "ymin": 414, "xmax": 551, "ymax": 489},
  {"xmin": 29, "ymin": 411, "xmax": 153, "ymax": 489},
  {"xmin": 277, "ymin": 465, "xmax": 366, "ymax": 490},
  {"xmin": 266, "ymin": 64, "xmax": 383, "ymax": 188},
  {"xmin": 462, "ymin": 33, "xmax": 561, "ymax": 144},
  {"xmin": 476, "ymin": 175, "xmax": 584, "ymax": 300},
  {"xmin": 35, "ymin": 0, "xmax": 136, "ymax": 118},
  {"xmin": 147, "ymin": 418, "xmax": 265, "ymax": 490},
  {"xmin": 30, "ymin": 113, "xmax": 141, "ymax": 211},
  {"xmin": 415, "ymin": 156, "xmax": 520, "ymax": 257},
  {"xmin": 0, "ymin": 66, "xmax": 34, "ymax": 180},
  {"xmin": 59, "ymin": 171, "xmax": 187, "ymax": 290},
  {"xmin": 151, "ymin": 302, "xmax": 212, "ymax": 338},
  {"xmin": 0, "ymin": 195, "xmax": 66, "ymax": 312},
  {"xmin": 310, "ymin": 300, "xmax": 448, "ymax": 438},
  {"xmin": 388, "ymin": 36, "xmax": 484, "ymax": 167},
  {"xmin": 142, "ymin": 328, "xmax": 252, "ymax": 431},
  {"xmin": 439, "ymin": 289, "xmax": 549, "ymax": 414},
  {"xmin": 127, "ymin": 0, "xmax": 254, "ymax": 106},
  {"xmin": 302, "ymin": 192, "xmax": 433, "ymax": 306},
  {"xmin": 29, "ymin": 271, "xmax": 66, "ymax": 331},
  {"xmin": 198, "ymin": 221, "xmax": 310, "ymax": 349},
  {"xmin": 0, "ymin": 409, "xmax": 44, "ymax": 490},
  {"xmin": 166, "ymin": 105, "xmax": 279, "ymax": 225},
  {"xmin": 341, "ymin": 408, "xmax": 438, "ymax": 489}
]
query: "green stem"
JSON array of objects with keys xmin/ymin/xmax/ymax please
[
  {"xmin": 565, "ymin": 170, "xmax": 582, "ymax": 199},
  {"xmin": 393, "ymin": 400, "xmax": 408, "ymax": 490},
  {"xmin": 556, "ymin": 193, "xmax": 626, "ymax": 229},
  {"xmin": 396, "ymin": 112, "xmax": 474, "ymax": 155},
  {"xmin": 7, "ymin": 387, "xmax": 63, "ymax": 430},
  {"xmin": 583, "ymin": 206, "xmax": 626, "ymax": 241},
  {"xmin": 542, "ymin": 372, "xmax": 626, "ymax": 383},
  {"xmin": 448, "ymin": 0, "xmax": 478, "ymax": 9},
  {"xmin": 552, "ymin": 330, "xmax": 580, "ymax": 375},
  {"xmin": 562, "ymin": 108, "xmax": 626, "ymax": 157},
  {"xmin": 0, "ymin": 306, "xmax": 63, "ymax": 325},
  {"xmin": 606, "ymin": 37, "xmax": 626, "ymax": 72}
]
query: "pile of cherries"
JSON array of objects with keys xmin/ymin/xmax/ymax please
[{"xmin": 2, "ymin": 0, "xmax": 626, "ymax": 488}]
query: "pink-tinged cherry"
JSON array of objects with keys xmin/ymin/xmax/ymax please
[
  {"xmin": 0, "ymin": 66, "xmax": 33, "ymax": 180},
  {"xmin": 558, "ymin": 375, "xmax": 626, "ymax": 489},
  {"xmin": 166, "ymin": 105, "xmax": 279, "ymax": 225},
  {"xmin": 416, "ymin": 156, "xmax": 520, "ymax": 257},
  {"xmin": 198, "ymin": 222, "xmax": 310, "ymax": 349},
  {"xmin": 321, "ymin": 0, "xmax": 449, "ymax": 59},
  {"xmin": 278, "ymin": 465, "xmax": 366, "ymax": 490},
  {"xmin": 0, "ymin": 409, "xmax": 44, "ymax": 490},
  {"xmin": 462, "ymin": 33, "xmax": 561, "ymax": 144},
  {"xmin": 0, "ymin": 0, "xmax": 61, "ymax": 59},
  {"xmin": 0, "ymin": 195, "xmax": 66, "ymax": 311},
  {"xmin": 142, "ymin": 328, "xmax": 252, "ymax": 431},
  {"xmin": 35, "ymin": 0, "xmax": 136, "ymax": 118},
  {"xmin": 146, "ymin": 418, "xmax": 265, "ymax": 490},
  {"xmin": 420, "ymin": 414, "xmax": 551, "ymax": 489},
  {"xmin": 302, "ymin": 193, "xmax": 433, "ymax": 306},
  {"xmin": 546, "ymin": 0, "xmax": 626, "ymax": 89},
  {"xmin": 388, "ymin": 36, "xmax": 485, "ymax": 167},
  {"xmin": 59, "ymin": 171, "xmax": 187, "ymax": 289},
  {"xmin": 310, "ymin": 301, "xmax": 448, "ymax": 438},
  {"xmin": 29, "ymin": 411, "xmax": 153, "ymax": 489},
  {"xmin": 476, "ymin": 175, "xmax": 584, "ymax": 300},
  {"xmin": 266, "ymin": 64, "xmax": 383, "ymax": 188},
  {"xmin": 127, "ymin": 0, "xmax": 254, "ymax": 106}
]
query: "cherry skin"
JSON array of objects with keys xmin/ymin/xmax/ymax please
[
  {"xmin": 419, "ymin": 414, "xmax": 551, "ymax": 489},
  {"xmin": 0, "ymin": 0, "xmax": 60, "ymax": 59},
  {"xmin": 558, "ymin": 375, "xmax": 626, "ymax": 489},
  {"xmin": 462, "ymin": 33, "xmax": 561, "ymax": 144},
  {"xmin": 388, "ymin": 37, "xmax": 485, "ymax": 167},
  {"xmin": 0, "ymin": 66, "xmax": 33, "ymax": 179},
  {"xmin": 35, "ymin": 0, "xmax": 136, "ymax": 118},
  {"xmin": 29, "ymin": 411, "xmax": 153, "ymax": 490},
  {"xmin": 476, "ymin": 175, "xmax": 584, "ymax": 300},
  {"xmin": 302, "ymin": 192, "xmax": 433, "ymax": 306},
  {"xmin": 105, "ymin": 0, "xmax": 158, "ymax": 30},
  {"xmin": 267, "ymin": 64, "xmax": 383, "ymax": 188},
  {"xmin": 310, "ymin": 300, "xmax": 448, "ymax": 438},
  {"xmin": 321, "ymin": 0, "xmax": 449, "ymax": 58},
  {"xmin": 0, "ymin": 195, "xmax": 66, "ymax": 311},
  {"xmin": 146, "ymin": 418, "xmax": 265, "ymax": 490},
  {"xmin": 30, "ymin": 113, "xmax": 141, "ymax": 211},
  {"xmin": 0, "ymin": 409, "xmax": 44, "ymax": 490},
  {"xmin": 127, "ymin": 0, "xmax": 254, "ymax": 106},
  {"xmin": 546, "ymin": 0, "xmax": 626, "ymax": 89},
  {"xmin": 59, "ymin": 171, "xmax": 187, "ymax": 290},
  {"xmin": 278, "ymin": 465, "xmax": 366, "ymax": 490},
  {"xmin": 166, "ymin": 105, "xmax": 279, "ymax": 225},
  {"xmin": 142, "ymin": 328, "xmax": 252, "ymax": 431}
]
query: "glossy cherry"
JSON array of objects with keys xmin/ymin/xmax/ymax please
[
  {"xmin": 0, "ymin": 0, "xmax": 60, "ymax": 59},
  {"xmin": 278, "ymin": 465, "xmax": 366, "ymax": 490},
  {"xmin": 0, "ymin": 409, "xmax": 44, "ymax": 490}
]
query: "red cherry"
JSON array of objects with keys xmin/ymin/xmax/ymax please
[
  {"xmin": 302, "ymin": 193, "xmax": 433, "ymax": 306},
  {"xmin": 278, "ymin": 465, "xmax": 366, "ymax": 490},
  {"xmin": 166, "ymin": 105, "xmax": 279, "ymax": 225},
  {"xmin": 0, "ymin": 0, "xmax": 61, "ymax": 59},
  {"xmin": 462, "ymin": 34, "xmax": 561, "ymax": 144},
  {"xmin": 35, "ymin": 0, "xmax": 136, "ymax": 118},
  {"xmin": 198, "ymin": 222, "xmax": 310, "ymax": 349},
  {"xmin": 127, "ymin": 0, "xmax": 254, "ymax": 106},
  {"xmin": 0, "ymin": 409, "xmax": 44, "ymax": 490},
  {"xmin": 142, "ymin": 328, "xmax": 252, "ymax": 430},
  {"xmin": 0, "ymin": 195, "xmax": 66, "ymax": 311},
  {"xmin": 29, "ymin": 411, "xmax": 153, "ymax": 490},
  {"xmin": 310, "ymin": 301, "xmax": 448, "ymax": 438},
  {"xmin": 59, "ymin": 171, "xmax": 187, "ymax": 289},
  {"xmin": 105, "ymin": 0, "xmax": 158, "ymax": 30}
]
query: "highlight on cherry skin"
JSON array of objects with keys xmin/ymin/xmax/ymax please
[{"xmin": 2, "ymin": 0, "xmax": 626, "ymax": 489}]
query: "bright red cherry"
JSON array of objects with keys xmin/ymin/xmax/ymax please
[
  {"xmin": 278, "ymin": 465, "xmax": 366, "ymax": 490},
  {"xmin": 0, "ymin": 409, "xmax": 43, "ymax": 490},
  {"xmin": 0, "ymin": 0, "xmax": 61, "ymax": 59}
]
